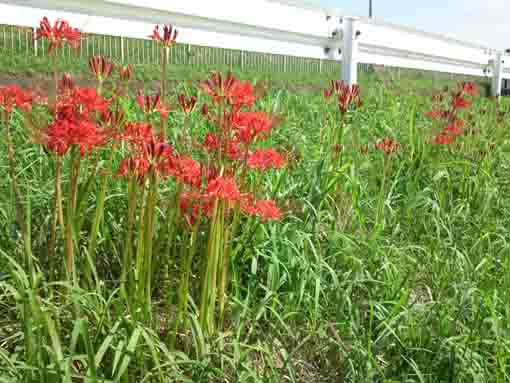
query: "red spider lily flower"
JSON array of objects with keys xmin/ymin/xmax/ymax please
[
  {"xmin": 136, "ymin": 91, "xmax": 172, "ymax": 120},
  {"xmin": 443, "ymin": 123, "xmax": 463, "ymax": 136},
  {"xmin": 232, "ymin": 111, "xmax": 273, "ymax": 144},
  {"xmin": 179, "ymin": 191, "xmax": 215, "ymax": 226},
  {"xmin": 433, "ymin": 132, "xmax": 455, "ymax": 145},
  {"xmin": 178, "ymin": 94, "xmax": 197, "ymax": 114},
  {"xmin": 324, "ymin": 81, "xmax": 362, "ymax": 114},
  {"xmin": 201, "ymin": 72, "xmax": 255, "ymax": 107},
  {"xmin": 136, "ymin": 91, "xmax": 163, "ymax": 115},
  {"xmin": 142, "ymin": 136, "xmax": 173, "ymax": 162},
  {"xmin": 68, "ymin": 87, "xmax": 109, "ymax": 115},
  {"xmin": 123, "ymin": 122, "xmax": 155, "ymax": 148},
  {"xmin": 101, "ymin": 105, "xmax": 125, "ymax": 129},
  {"xmin": 44, "ymin": 119, "xmax": 105, "ymax": 156},
  {"xmin": 236, "ymin": 125, "xmax": 256, "ymax": 145},
  {"xmin": 0, "ymin": 85, "xmax": 33, "ymax": 113},
  {"xmin": 164, "ymin": 155, "xmax": 202, "ymax": 187},
  {"xmin": 204, "ymin": 133, "xmax": 221, "ymax": 152},
  {"xmin": 53, "ymin": 87, "xmax": 108, "ymax": 122},
  {"xmin": 375, "ymin": 138, "xmax": 400, "ymax": 155},
  {"xmin": 247, "ymin": 149, "xmax": 285, "ymax": 171},
  {"xmin": 201, "ymin": 72, "xmax": 236, "ymax": 105},
  {"xmin": 451, "ymin": 95, "xmax": 471, "ymax": 110},
  {"xmin": 324, "ymin": 88, "xmax": 334, "ymax": 99},
  {"xmin": 89, "ymin": 56, "xmax": 114, "ymax": 81},
  {"xmin": 425, "ymin": 110, "xmax": 443, "ymax": 120},
  {"xmin": 58, "ymin": 73, "xmax": 75, "ymax": 96},
  {"xmin": 118, "ymin": 157, "xmax": 150, "ymax": 181},
  {"xmin": 179, "ymin": 192, "xmax": 201, "ymax": 226},
  {"xmin": 239, "ymin": 193, "xmax": 258, "ymax": 216},
  {"xmin": 121, "ymin": 122, "xmax": 175, "ymax": 175},
  {"xmin": 154, "ymin": 102, "xmax": 172, "ymax": 121},
  {"xmin": 337, "ymin": 83, "xmax": 362, "ymax": 115},
  {"xmin": 230, "ymin": 81, "xmax": 256, "ymax": 108},
  {"xmin": 227, "ymin": 139, "xmax": 243, "ymax": 161},
  {"xmin": 204, "ymin": 165, "xmax": 220, "ymax": 183},
  {"xmin": 254, "ymin": 199, "xmax": 281, "ymax": 221},
  {"xmin": 36, "ymin": 17, "xmax": 81, "ymax": 54},
  {"xmin": 461, "ymin": 82, "xmax": 479, "ymax": 96},
  {"xmin": 118, "ymin": 65, "xmax": 133, "ymax": 82},
  {"xmin": 149, "ymin": 24, "xmax": 178, "ymax": 47},
  {"xmin": 205, "ymin": 176, "xmax": 241, "ymax": 202},
  {"xmin": 329, "ymin": 80, "xmax": 343, "ymax": 94},
  {"xmin": 249, "ymin": 112, "xmax": 274, "ymax": 137},
  {"xmin": 201, "ymin": 103, "xmax": 209, "ymax": 116},
  {"xmin": 454, "ymin": 118, "xmax": 465, "ymax": 128}
]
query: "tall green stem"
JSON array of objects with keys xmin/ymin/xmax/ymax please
[
  {"xmin": 122, "ymin": 176, "xmax": 138, "ymax": 309},
  {"xmin": 161, "ymin": 47, "xmax": 168, "ymax": 106},
  {"xmin": 199, "ymin": 198, "xmax": 221, "ymax": 334},
  {"xmin": 64, "ymin": 148, "xmax": 80, "ymax": 278},
  {"xmin": 86, "ymin": 152, "xmax": 113, "ymax": 287}
]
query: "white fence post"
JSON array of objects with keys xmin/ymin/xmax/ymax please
[
  {"xmin": 341, "ymin": 17, "xmax": 359, "ymax": 85},
  {"xmin": 491, "ymin": 52, "xmax": 503, "ymax": 97}
]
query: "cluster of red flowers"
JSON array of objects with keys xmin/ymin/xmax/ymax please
[
  {"xmin": 200, "ymin": 72, "xmax": 256, "ymax": 108},
  {"xmin": 120, "ymin": 122, "xmax": 172, "ymax": 178},
  {"xmin": 178, "ymin": 94, "xmax": 197, "ymax": 114},
  {"xmin": 149, "ymin": 24, "xmax": 178, "ymax": 47},
  {"xmin": 247, "ymin": 149, "xmax": 286, "ymax": 171},
  {"xmin": 11, "ymin": 18, "xmax": 285, "ymax": 233},
  {"xmin": 375, "ymin": 138, "xmax": 400, "ymax": 155},
  {"xmin": 89, "ymin": 56, "xmax": 114, "ymax": 82},
  {"xmin": 136, "ymin": 91, "xmax": 171, "ymax": 120},
  {"xmin": 324, "ymin": 80, "xmax": 363, "ymax": 114},
  {"xmin": 118, "ymin": 65, "xmax": 133, "ymax": 82},
  {"xmin": 426, "ymin": 82, "xmax": 478, "ymax": 145},
  {"xmin": 43, "ymin": 86, "xmax": 109, "ymax": 156},
  {"xmin": 170, "ymin": 72, "xmax": 285, "ymax": 225},
  {"xmin": 0, "ymin": 85, "xmax": 33, "ymax": 114},
  {"xmin": 36, "ymin": 17, "xmax": 81, "ymax": 54},
  {"xmin": 240, "ymin": 197, "xmax": 281, "ymax": 221}
]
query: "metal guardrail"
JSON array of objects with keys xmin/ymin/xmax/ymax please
[{"xmin": 0, "ymin": 0, "xmax": 509, "ymax": 95}]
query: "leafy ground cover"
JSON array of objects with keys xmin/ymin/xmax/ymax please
[{"xmin": 1, "ymin": 17, "xmax": 510, "ymax": 383}]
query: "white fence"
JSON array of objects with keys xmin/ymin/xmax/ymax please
[{"xmin": 1, "ymin": 0, "xmax": 509, "ymax": 95}]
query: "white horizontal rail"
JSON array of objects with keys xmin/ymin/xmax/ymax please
[
  {"xmin": 1, "ymin": 0, "xmax": 339, "ymax": 59},
  {"xmin": 1, "ymin": 0, "xmax": 510, "ymax": 95}
]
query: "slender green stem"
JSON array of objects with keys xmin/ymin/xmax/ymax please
[
  {"xmin": 64, "ymin": 148, "xmax": 80, "ymax": 281},
  {"xmin": 199, "ymin": 198, "xmax": 220, "ymax": 333},
  {"xmin": 144, "ymin": 173, "xmax": 159, "ymax": 311},
  {"xmin": 122, "ymin": 176, "xmax": 138, "ymax": 310},
  {"xmin": 86, "ymin": 152, "xmax": 113, "ymax": 288}
]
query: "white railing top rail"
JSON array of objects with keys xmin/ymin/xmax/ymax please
[{"xmin": 1, "ymin": 0, "xmax": 510, "ymax": 94}]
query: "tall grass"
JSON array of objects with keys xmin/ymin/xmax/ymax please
[{"xmin": 1, "ymin": 17, "xmax": 510, "ymax": 383}]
